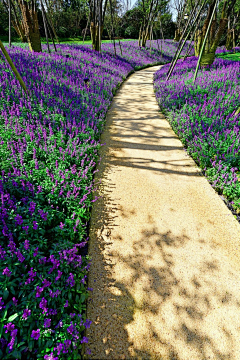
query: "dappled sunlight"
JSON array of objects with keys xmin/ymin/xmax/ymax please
[{"xmin": 86, "ymin": 66, "xmax": 240, "ymax": 359}]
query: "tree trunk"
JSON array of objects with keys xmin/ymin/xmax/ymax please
[
  {"xmin": 0, "ymin": 39, "xmax": 28, "ymax": 94},
  {"xmin": 11, "ymin": 19, "xmax": 27, "ymax": 42},
  {"xmin": 18, "ymin": 0, "xmax": 42, "ymax": 52},
  {"xmin": 195, "ymin": 0, "xmax": 228, "ymax": 67},
  {"xmin": 174, "ymin": 28, "xmax": 182, "ymax": 42},
  {"xmin": 90, "ymin": 22, "xmax": 103, "ymax": 51},
  {"xmin": 138, "ymin": 24, "xmax": 142, "ymax": 46},
  {"xmin": 194, "ymin": 29, "xmax": 202, "ymax": 56},
  {"xmin": 200, "ymin": 17, "xmax": 228, "ymax": 66},
  {"xmin": 226, "ymin": 29, "xmax": 233, "ymax": 50}
]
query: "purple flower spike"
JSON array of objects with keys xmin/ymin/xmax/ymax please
[
  {"xmin": 44, "ymin": 318, "xmax": 51, "ymax": 328},
  {"xmin": 31, "ymin": 329, "xmax": 41, "ymax": 340},
  {"xmin": 2, "ymin": 267, "xmax": 11, "ymax": 277},
  {"xmin": 44, "ymin": 353, "xmax": 58, "ymax": 360},
  {"xmin": 22, "ymin": 309, "xmax": 31, "ymax": 320}
]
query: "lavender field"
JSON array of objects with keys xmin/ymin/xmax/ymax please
[
  {"xmin": 0, "ymin": 40, "xmax": 191, "ymax": 359},
  {"xmin": 153, "ymin": 50, "xmax": 240, "ymax": 215}
]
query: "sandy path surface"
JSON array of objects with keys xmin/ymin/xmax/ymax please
[{"xmin": 86, "ymin": 65, "xmax": 240, "ymax": 360}]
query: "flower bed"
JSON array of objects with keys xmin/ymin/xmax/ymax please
[
  {"xmin": 85, "ymin": 39, "xmax": 194, "ymax": 69},
  {"xmin": 153, "ymin": 54, "xmax": 240, "ymax": 213},
  {"xmin": 0, "ymin": 40, "xmax": 183, "ymax": 359}
]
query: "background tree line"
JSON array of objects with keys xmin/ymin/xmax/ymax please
[{"xmin": 0, "ymin": 0, "xmax": 175, "ymax": 40}]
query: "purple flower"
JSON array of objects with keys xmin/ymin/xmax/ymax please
[
  {"xmin": 44, "ymin": 318, "xmax": 51, "ymax": 328},
  {"xmin": 24, "ymin": 240, "xmax": 30, "ymax": 250},
  {"xmin": 0, "ymin": 245, "xmax": 6, "ymax": 260},
  {"xmin": 81, "ymin": 336, "xmax": 88, "ymax": 344},
  {"xmin": 33, "ymin": 247, "xmax": 38, "ymax": 257},
  {"xmin": 22, "ymin": 309, "xmax": 31, "ymax": 320},
  {"xmin": 48, "ymin": 309, "xmax": 57, "ymax": 315},
  {"xmin": 67, "ymin": 324, "xmax": 74, "ymax": 335},
  {"xmin": 22, "ymin": 225, "xmax": 29, "ymax": 234},
  {"xmin": 54, "ymin": 342, "xmax": 63, "ymax": 355},
  {"xmin": 49, "ymin": 289, "xmax": 61, "ymax": 298},
  {"xmin": 39, "ymin": 297, "xmax": 48, "ymax": 313},
  {"xmin": 33, "ymin": 221, "xmax": 38, "ymax": 230},
  {"xmin": 12, "ymin": 297, "xmax": 18, "ymax": 306},
  {"xmin": 15, "ymin": 214, "xmax": 23, "ymax": 226},
  {"xmin": 64, "ymin": 300, "xmax": 69, "ymax": 308},
  {"xmin": 3, "ymin": 267, "xmax": 11, "ymax": 277},
  {"xmin": 38, "ymin": 209, "xmax": 48, "ymax": 221},
  {"xmin": 16, "ymin": 250, "xmax": 25, "ymax": 263},
  {"xmin": 64, "ymin": 339, "xmax": 71, "ymax": 348},
  {"xmin": 55, "ymin": 270, "xmax": 62, "ymax": 281},
  {"xmin": 25, "ymin": 267, "xmax": 36, "ymax": 284},
  {"xmin": 59, "ymin": 222, "xmax": 65, "ymax": 229},
  {"xmin": 86, "ymin": 348, "xmax": 91, "ymax": 355},
  {"xmin": 84, "ymin": 319, "xmax": 92, "ymax": 329},
  {"xmin": 66, "ymin": 273, "xmax": 75, "ymax": 287},
  {"xmin": 39, "ymin": 257, "xmax": 47, "ymax": 264},
  {"xmin": 4, "ymin": 323, "xmax": 15, "ymax": 333},
  {"xmin": 8, "ymin": 328, "xmax": 17, "ymax": 350},
  {"xmin": 55, "ymin": 320, "xmax": 63, "ymax": 329},
  {"xmin": 31, "ymin": 329, "xmax": 41, "ymax": 340},
  {"xmin": 36, "ymin": 286, "xmax": 44, "ymax": 298},
  {"xmin": 8, "ymin": 240, "xmax": 16, "ymax": 254},
  {"xmin": 0, "ymin": 297, "xmax": 5, "ymax": 310},
  {"xmin": 2, "ymin": 224, "xmax": 8, "ymax": 236},
  {"xmin": 42, "ymin": 279, "xmax": 51, "ymax": 288},
  {"xmin": 44, "ymin": 353, "xmax": 58, "ymax": 360},
  {"xmin": 29, "ymin": 202, "xmax": 36, "ymax": 216}
]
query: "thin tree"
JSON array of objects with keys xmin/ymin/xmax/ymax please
[
  {"xmin": 0, "ymin": 39, "xmax": 28, "ymax": 94},
  {"xmin": 17, "ymin": 0, "xmax": 42, "ymax": 52},
  {"xmin": 89, "ymin": 0, "xmax": 108, "ymax": 51},
  {"xmin": 9, "ymin": 0, "xmax": 11, "ymax": 46}
]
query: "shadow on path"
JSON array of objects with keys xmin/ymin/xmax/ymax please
[{"xmin": 86, "ymin": 66, "xmax": 240, "ymax": 360}]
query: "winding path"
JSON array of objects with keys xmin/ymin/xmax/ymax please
[{"xmin": 86, "ymin": 65, "xmax": 240, "ymax": 360}]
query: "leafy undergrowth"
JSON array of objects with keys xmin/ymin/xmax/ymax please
[
  {"xmin": 0, "ymin": 40, "xmax": 185, "ymax": 359},
  {"xmin": 153, "ymin": 54, "xmax": 240, "ymax": 214}
]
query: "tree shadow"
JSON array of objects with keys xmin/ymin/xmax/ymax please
[{"xmin": 85, "ymin": 67, "xmax": 240, "ymax": 359}]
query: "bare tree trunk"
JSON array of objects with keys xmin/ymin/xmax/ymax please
[
  {"xmin": 233, "ymin": 28, "xmax": 236, "ymax": 52},
  {"xmin": 2, "ymin": 0, "xmax": 27, "ymax": 43},
  {"xmin": 226, "ymin": 16, "xmax": 233, "ymax": 50},
  {"xmin": 90, "ymin": 0, "xmax": 107, "ymax": 51},
  {"xmin": 109, "ymin": 0, "xmax": 116, "ymax": 57},
  {"xmin": 138, "ymin": 23, "xmax": 142, "ymax": 46},
  {"xmin": 43, "ymin": 0, "xmax": 60, "ymax": 44},
  {"xmin": 40, "ymin": 0, "xmax": 50, "ymax": 53},
  {"xmin": 194, "ymin": 0, "xmax": 228, "ymax": 66},
  {"xmin": 18, "ymin": 0, "xmax": 42, "ymax": 52},
  {"xmin": 174, "ymin": 28, "xmax": 182, "ymax": 41},
  {"xmin": 8, "ymin": 0, "xmax": 11, "ymax": 46}
]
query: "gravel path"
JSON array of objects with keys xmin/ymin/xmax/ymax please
[{"xmin": 86, "ymin": 65, "xmax": 240, "ymax": 360}]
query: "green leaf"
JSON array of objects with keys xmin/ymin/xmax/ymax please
[
  {"xmin": 0, "ymin": 323, "xmax": 3, "ymax": 337},
  {"xmin": 80, "ymin": 293, "xmax": 85, "ymax": 303},
  {"xmin": 28, "ymin": 340, "xmax": 34, "ymax": 351},
  {"xmin": 10, "ymin": 349, "xmax": 19, "ymax": 358},
  {"xmin": 17, "ymin": 342, "xmax": 25, "ymax": 348},
  {"xmin": 46, "ymin": 340, "xmax": 53, "ymax": 348},
  {"xmin": 3, "ymin": 289, "xmax": 9, "ymax": 300},
  {"xmin": 8, "ymin": 313, "xmax": 18, "ymax": 322},
  {"xmin": 2, "ymin": 307, "xmax": 8, "ymax": 321}
]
